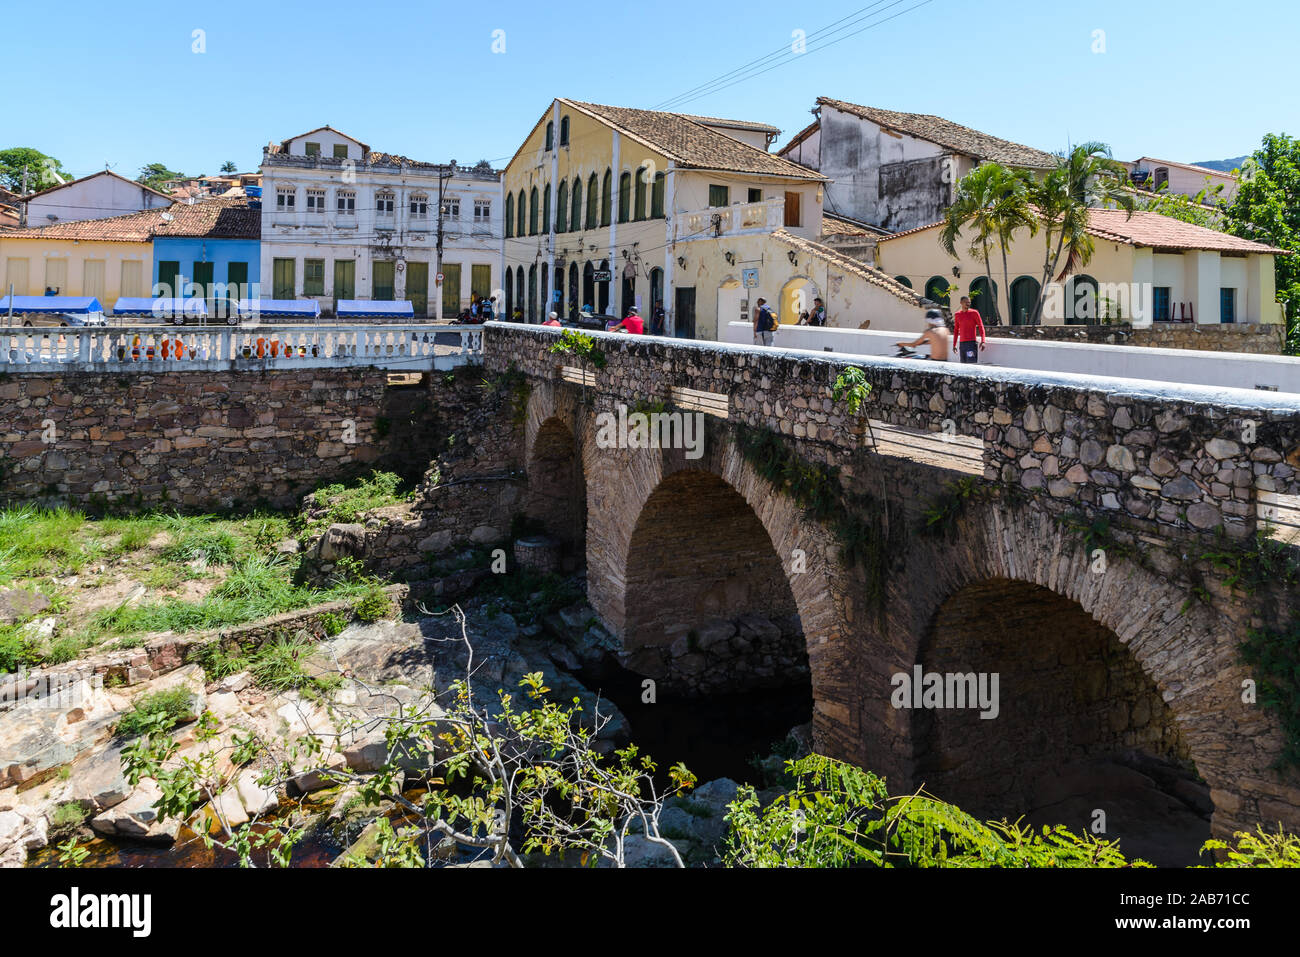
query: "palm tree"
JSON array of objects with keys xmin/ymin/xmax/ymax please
[
  {"xmin": 940, "ymin": 163, "xmax": 1036, "ymax": 324},
  {"xmin": 220, "ymin": 161, "xmax": 237, "ymax": 174},
  {"xmin": 1027, "ymin": 142, "xmax": 1134, "ymax": 325}
]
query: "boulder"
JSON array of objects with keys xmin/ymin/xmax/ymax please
[
  {"xmin": 91, "ymin": 779, "xmax": 180, "ymax": 843},
  {"xmin": 235, "ymin": 769, "xmax": 279, "ymax": 816},
  {"xmin": 65, "ymin": 742, "xmax": 132, "ymax": 811},
  {"xmin": 316, "ymin": 524, "xmax": 367, "ymax": 562},
  {"xmin": 0, "ymin": 588, "xmax": 50, "ymax": 625}
]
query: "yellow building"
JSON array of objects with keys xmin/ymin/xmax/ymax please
[
  {"xmin": 0, "ymin": 208, "xmax": 157, "ymax": 305},
  {"xmin": 875, "ymin": 208, "xmax": 1287, "ymax": 327},
  {"xmin": 502, "ymin": 98, "xmax": 927, "ymax": 339}
]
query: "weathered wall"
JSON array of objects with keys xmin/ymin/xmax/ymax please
[
  {"xmin": 987, "ymin": 321, "xmax": 1285, "ymax": 355},
  {"xmin": 0, "ymin": 368, "xmax": 447, "ymax": 510}
]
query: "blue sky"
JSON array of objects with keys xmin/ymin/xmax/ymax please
[{"xmin": 9, "ymin": 0, "xmax": 1297, "ymax": 180}]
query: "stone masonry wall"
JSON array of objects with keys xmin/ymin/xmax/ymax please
[
  {"xmin": 484, "ymin": 324, "xmax": 1300, "ymax": 546},
  {"xmin": 0, "ymin": 368, "xmax": 443, "ymax": 511},
  {"xmin": 987, "ymin": 321, "xmax": 1285, "ymax": 355}
]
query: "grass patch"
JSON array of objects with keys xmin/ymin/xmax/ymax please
[
  {"xmin": 114, "ymin": 687, "xmax": 196, "ymax": 738},
  {"xmin": 0, "ymin": 624, "xmax": 38, "ymax": 672},
  {"xmin": 299, "ymin": 471, "xmax": 413, "ymax": 533}
]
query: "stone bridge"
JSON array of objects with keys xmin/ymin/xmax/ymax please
[{"xmin": 483, "ymin": 322, "xmax": 1300, "ymax": 842}]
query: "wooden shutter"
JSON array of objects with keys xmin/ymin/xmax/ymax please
[{"xmin": 784, "ymin": 191, "xmax": 801, "ymax": 227}]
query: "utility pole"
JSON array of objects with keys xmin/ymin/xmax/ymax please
[
  {"xmin": 19, "ymin": 166, "xmax": 29, "ymax": 227},
  {"xmin": 435, "ymin": 160, "xmax": 456, "ymax": 320}
]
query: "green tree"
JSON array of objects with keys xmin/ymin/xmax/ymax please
[
  {"xmin": 1224, "ymin": 133, "xmax": 1300, "ymax": 349},
  {"xmin": 940, "ymin": 163, "xmax": 1005, "ymax": 323},
  {"xmin": 137, "ymin": 162, "xmax": 184, "ymax": 193},
  {"xmin": 0, "ymin": 147, "xmax": 69, "ymax": 193},
  {"xmin": 1026, "ymin": 142, "xmax": 1134, "ymax": 325},
  {"xmin": 1134, "ymin": 180, "xmax": 1228, "ymax": 229},
  {"xmin": 220, "ymin": 161, "xmax": 238, "ymax": 174}
]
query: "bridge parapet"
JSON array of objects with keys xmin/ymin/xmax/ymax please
[
  {"xmin": 484, "ymin": 323, "xmax": 1300, "ymax": 541},
  {"xmin": 0, "ymin": 324, "xmax": 481, "ymax": 373}
]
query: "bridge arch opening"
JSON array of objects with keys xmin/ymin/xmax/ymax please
[
  {"xmin": 524, "ymin": 416, "xmax": 586, "ymax": 553},
  {"xmin": 911, "ymin": 578, "xmax": 1211, "ymax": 865},
  {"xmin": 623, "ymin": 468, "xmax": 810, "ymax": 698}
]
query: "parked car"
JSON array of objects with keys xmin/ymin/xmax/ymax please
[{"xmin": 563, "ymin": 313, "xmax": 619, "ymax": 331}]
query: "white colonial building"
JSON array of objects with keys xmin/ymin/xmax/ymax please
[{"xmin": 259, "ymin": 126, "xmax": 502, "ymax": 317}]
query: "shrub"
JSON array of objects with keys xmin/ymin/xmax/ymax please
[
  {"xmin": 352, "ymin": 585, "xmax": 393, "ymax": 622},
  {"xmin": 115, "ymin": 688, "xmax": 197, "ymax": 739}
]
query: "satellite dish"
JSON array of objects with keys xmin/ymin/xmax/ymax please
[{"xmin": 160, "ymin": 212, "xmax": 174, "ymax": 222}]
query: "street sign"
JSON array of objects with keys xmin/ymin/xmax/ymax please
[
  {"xmin": 593, "ymin": 269, "xmax": 612, "ymax": 282},
  {"xmin": 742, "ymin": 268, "xmax": 759, "ymax": 288}
]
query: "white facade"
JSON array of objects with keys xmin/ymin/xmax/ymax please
[
  {"xmin": 259, "ymin": 129, "xmax": 502, "ymax": 318},
  {"xmin": 1123, "ymin": 157, "xmax": 1239, "ymax": 203},
  {"xmin": 23, "ymin": 171, "xmax": 171, "ymax": 226}
]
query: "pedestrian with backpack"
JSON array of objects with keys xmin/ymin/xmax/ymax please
[{"xmin": 752, "ymin": 297, "xmax": 777, "ymax": 346}]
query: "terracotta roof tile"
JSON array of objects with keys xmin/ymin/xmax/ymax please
[
  {"xmin": 0, "ymin": 197, "xmax": 261, "ymax": 243},
  {"xmin": 821, "ymin": 212, "xmax": 890, "ymax": 238},
  {"xmin": 771, "ymin": 228, "xmax": 925, "ymax": 307},
  {"xmin": 562, "ymin": 100, "xmax": 825, "ymax": 181},
  {"xmin": 150, "ymin": 197, "xmax": 260, "ymax": 240},
  {"xmin": 815, "ymin": 97, "xmax": 1058, "ymax": 169},
  {"xmin": 876, "ymin": 207, "xmax": 1290, "ymax": 255}
]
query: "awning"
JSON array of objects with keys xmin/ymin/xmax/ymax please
[
  {"xmin": 111, "ymin": 298, "xmax": 208, "ymax": 319},
  {"xmin": 335, "ymin": 300, "xmax": 415, "ymax": 319},
  {"xmin": 0, "ymin": 296, "xmax": 103, "ymax": 315},
  {"xmin": 234, "ymin": 299, "xmax": 321, "ymax": 319}
]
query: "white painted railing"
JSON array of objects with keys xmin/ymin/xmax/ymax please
[
  {"xmin": 680, "ymin": 198, "xmax": 785, "ymax": 239},
  {"xmin": 0, "ymin": 324, "xmax": 482, "ymax": 372}
]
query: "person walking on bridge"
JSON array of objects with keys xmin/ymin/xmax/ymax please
[
  {"xmin": 752, "ymin": 297, "xmax": 778, "ymax": 346},
  {"xmin": 952, "ymin": 296, "xmax": 986, "ymax": 364},
  {"xmin": 896, "ymin": 310, "xmax": 949, "ymax": 360}
]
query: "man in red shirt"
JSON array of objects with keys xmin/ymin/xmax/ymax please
[
  {"xmin": 610, "ymin": 305, "xmax": 644, "ymax": 334},
  {"xmin": 952, "ymin": 296, "xmax": 986, "ymax": 364}
]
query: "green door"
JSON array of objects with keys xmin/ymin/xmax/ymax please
[
  {"xmin": 406, "ymin": 261, "xmax": 428, "ymax": 317},
  {"xmin": 471, "ymin": 264, "xmax": 491, "ymax": 304},
  {"xmin": 225, "ymin": 261, "xmax": 248, "ymax": 322},
  {"xmin": 333, "ymin": 260, "xmax": 355, "ymax": 314},
  {"xmin": 157, "ymin": 260, "xmax": 180, "ymax": 298},
  {"xmin": 373, "ymin": 261, "xmax": 395, "ymax": 301},
  {"xmin": 441, "ymin": 263, "xmax": 461, "ymax": 317},
  {"xmin": 272, "ymin": 258, "xmax": 295, "ymax": 300}
]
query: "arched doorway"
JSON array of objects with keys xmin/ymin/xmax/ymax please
[
  {"xmin": 540, "ymin": 263, "xmax": 549, "ymax": 321},
  {"xmin": 968, "ymin": 276, "xmax": 999, "ymax": 323},
  {"xmin": 504, "ymin": 266, "xmax": 513, "ymax": 320},
  {"xmin": 1065, "ymin": 274, "xmax": 1098, "ymax": 325},
  {"xmin": 597, "ymin": 259, "xmax": 610, "ymax": 313},
  {"xmin": 894, "ymin": 276, "xmax": 913, "ymax": 289},
  {"xmin": 913, "ymin": 578, "xmax": 1211, "ymax": 865},
  {"xmin": 649, "ymin": 267, "xmax": 664, "ymax": 326},
  {"xmin": 780, "ymin": 276, "xmax": 819, "ymax": 325},
  {"xmin": 1009, "ymin": 276, "xmax": 1040, "ymax": 325},
  {"xmin": 582, "ymin": 262, "xmax": 595, "ymax": 313},
  {"xmin": 514, "ymin": 269, "xmax": 524, "ymax": 321},
  {"xmin": 525, "ymin": 417, "xmax": 586, "ymax": 553},
  {"xmin": 924, "ymin": 276, "xmax": 951, "ymax": 308},
  {"xmin": 568, "ymin": 262, "xmax": 579, "ymax": 320},
  {"xmin": 527, "ymin": 264, "xmax": 537, "ymax": 323}
]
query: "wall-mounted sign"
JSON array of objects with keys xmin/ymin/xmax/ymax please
[
  {"xmin": 593, "ymin": 269, "xmax": 613, "ymax": 282},
  {"xmin": 742, "ymin": 268, "xmax": 759, "ymax": 288}
]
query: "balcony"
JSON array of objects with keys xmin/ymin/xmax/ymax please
[{"xmin": 678, "ymin": 198, "xmax": 785, "ymax": 241}]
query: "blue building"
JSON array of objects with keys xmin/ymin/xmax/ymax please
[{"xmin": 151, "ymin": 196, "xmax": 261, "ymax": 303}]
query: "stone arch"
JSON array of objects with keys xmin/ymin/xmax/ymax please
[
  {"xmin": 865, "ymin": 500, "xmax": 1292, "ymax": 842},
  {"xmin": 585, "ymin": 424, "xmax": 849, "ymax": 705},
  {"xmin": 522, "ymin": 383, "xmax": 588, "ymax": 553}
]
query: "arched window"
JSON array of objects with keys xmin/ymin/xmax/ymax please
[
  {"xmin": 651, "ymin": 171, "xmax": 665, "ymax": 219},
  {"xmin": 570, "ymin": 177, "xmax": 582, "ymax": 233},
  {"xmin": 516, "ymin": 189, "xmax": 526, "ymax": 238},
  {"xmin": 504, "ymin": 193, "xmax": 514, "ymax": 238},
  {"xmin": 894, "ymin": 276, "xmax": 913, "ymax": 289},
  {"xmin": 504, "ymin": 266, "xmax": 513, "ymax": 318},
  {"xmin": 601, "ymin": 169, "xmax": 612, "ymax": 226},
  {"xmin": 1009, "ymin": 276, "xmax": 1041, "ymax": 325},
  {"xmin": 556, "ymin": 181, "xmax": 568, "ymax": 232},
  {"xmin": 617, "ymin": 172, "xmax": 631, "ymax": 224},
  {"xmin": 924, "ymin": 276, "xmax": 950, "ymax": 307},
  {"xmin": 542, "ymin": 184, "xmax": 550, "ymax": 235},
  {"xmin": 559, "ymin": 116, "xmax": 570, "ymax": 147},
  {"xmin": 529, "ymin": 186, "xmax": 539, "ymax": 235},
  {"xmin": 586, "ymin": 173, "xmax": 598, "ymax": 229},
  {"xmin": 545, "ymin": 121, "xmax": 554, "ymax": 151},
  {"xmin": 633, "ymin": 165, "xmax": 648, "ymax": 221}
]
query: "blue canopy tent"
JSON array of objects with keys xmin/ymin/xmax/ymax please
[
  {"xmin": 234, "ymin": 299, "xmax": 321, "ymax": 320},
  {"xmin": 111, "ymin": 298, "xmax": 208, "ymax": 322},
  {"xmin": 1, "ymin": 296, "xmax": 106, "ymax": 325},
  {"xmin": 335, "ymin": 300, "xmax": 415, "ymax": 320}
]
